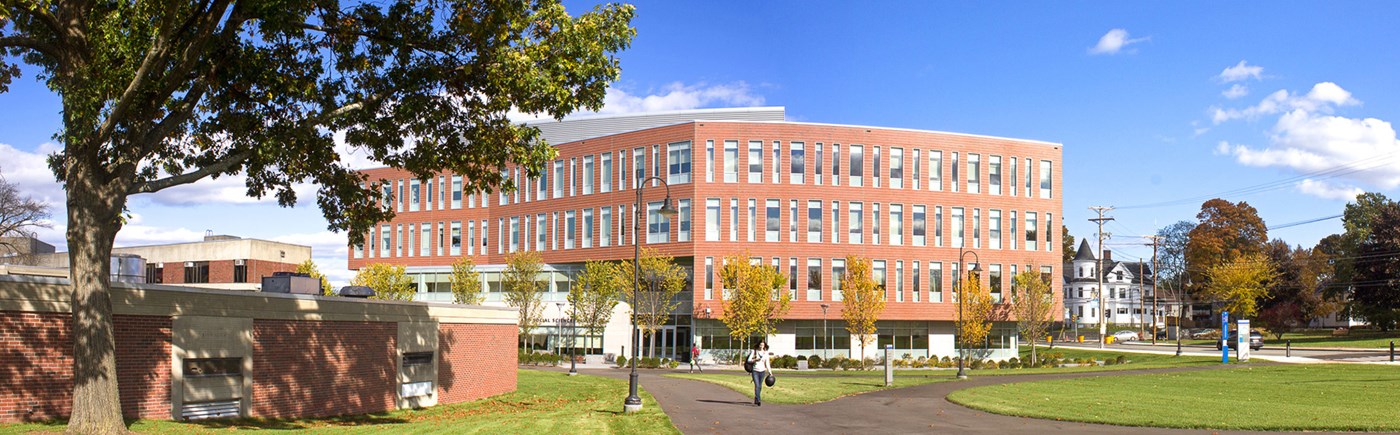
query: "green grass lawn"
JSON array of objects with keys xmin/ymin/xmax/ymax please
[
  {"xmin": 1266, "ymin": 330, "xmax": 1400, "ymax": 348},
  {"xmin": 0, "ymin": 369, "xmax": 677, "ymax": 435},
  {"xmin": 948, "ymin": 364, "xmax": 1400, "ymax": 432},
  {"xmin": 665, "ymin": 347, "xmax": 1221, "ymax": 404},
  {"xmin": 663, "ymin": 372, "xmax": 951, "ymax": 404}
]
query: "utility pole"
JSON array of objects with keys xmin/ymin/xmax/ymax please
[
  {"xmin": 1089, "ymin": 206, "xmax": 1114, "ymax": 349},
  {"xmin": 1145, "ymin": 235, "xmax": 1162, "ymax": 345},
  {"xmin": 1138, "ymin": 260, "xmax": 1145, "ymax": 341}
]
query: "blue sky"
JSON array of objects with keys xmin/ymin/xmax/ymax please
[{"xmin": 4, "ymin": 2, "xmax": 1399, "ymax": 284}]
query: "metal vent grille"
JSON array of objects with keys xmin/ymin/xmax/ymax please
[{"xmin": 182, "ymin": 400, "xmax": 240, "ymax": 420}]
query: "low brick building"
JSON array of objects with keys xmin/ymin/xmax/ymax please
[{"xmin": 0, "ymin": 275, "xmax": 518, "ymax": 422}]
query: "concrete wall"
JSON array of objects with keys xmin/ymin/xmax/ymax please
[
  {"xmin": 0, "ymin": 275, "xmax": 517, "ymax": 423},
  {"xmin": 114, "ymin": 238, "xmax": 311, "ymax": 264}
]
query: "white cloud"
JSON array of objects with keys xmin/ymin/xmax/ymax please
[
  {"xmin": 1296, "ymin": 179, "xmax": 1366, "ymax": 201},
  {"xmin": 114, "ymin": 224, "xmax": 207, "ymax": 247},
  {"xmin": 0, "ymin": 142, "xmax": 65, "ymax": 206},
  {"xmin": 1215, "ymin": 81, "xmax": 1400, "ymax": 199},
  {"xmin": 597, "ymin": 82, "xmax": 765, "ymax": 114},
  {"xmin": 1210, "ymin": 82, "xmax": 1359, "ymax": 124},
  {"xmin": 1222, "ymin": 84, "xmax": 1249, "ymax": 99},
  {"xmin": 1088, "ymin": 29, "xmax": 1149, "ymax": 55},
  {"xmin": 1217, "ymin": 60, "xmax": 1264, "ymax": 83}
]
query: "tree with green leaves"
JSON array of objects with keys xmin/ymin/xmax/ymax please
[
  {"xmin": 1199, "ymin": 252, "xmax": 1277, "ymax": 319},
  {"xmin": 1350, "ymin": 197, "xmax": 1400, "ymax": 330},
  {"xmin": 839, "ymin": 255, "xmax": 884, "ymax": 360},
  {"xmin": 351, "ymin": 263, "xmax": 414, "ymax": 301},
  {"xmin": 620, "ymin": 247, "xmax": 687, "ymax": 357},
  {"xmin": 503, "ymin": 251, "xmax": 547, "ymax": 350},
  {"xmin": 0, "ymin": 1, "xmax": 634, "ymax": 430},
  {"xmin": 450, "ymin": 257, "xmax": 483, "ymax": 305},
  {"xmin": 569, "ymin": 260, "xmax": 623, "ymax": 355},
  {"xmin": 718, "ymin": 252, "xmax": 791, "ymax": 351},
  {"xmin": 1061, "ymin": 225, "xmax": 1076, "ymax": 264},
  {"xmin": 1012, "ymin": 269, "xmax": 1055, "ymax": 364},
  {"xmin": 957, "ymin": 272, "xmax": 994, "ymax": 358},
  {"xmin": 294, "ymin": 259, "xmax": 335, "ymax": 296}
]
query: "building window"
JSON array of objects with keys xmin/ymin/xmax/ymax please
[
  {"xmin": 950, "ymin": 152, "xmax": 959, "ymax": 192},
  {"xmin": 704, "ymin": 257, "xmax": 715, "ymax": 300},
  {"xmin": 1040, "ymin": 160, "xmax": 1053, "ymax": 199},
  {"xmin": 790, "ymin": 142, "xmax": 805, "ymax": 184},
  {"xmin": 1009, "ymin": 210, "xmax": 1018, "ymax": 250},
  {"xmin": 601, "ymin": 152, "xmax": 613, "ymax": 193},
  {"xmin": 972, "ymin": 208, "xmax": 980, "ymax": 249},
  {"xmin": 552, "ymin": 212, "xmax": 559, "ymax": 250},
  {"xmin": 912, "ymin": 149, "xmax": 920, "ymax": 190},
  {"xmin": 1008, "ymin": 157, "xmax": 1017, "ymax": 197},
  {"xmin": 873, "ymin": 260, "xmax": 887, "ymax": 300},
  {"xmin": 772, "ymin": 141, "xmax": 782, "ymax": 184},
  {"xmin": 706, "ymin": 198, "xmax": 721, "ymax": 241},
  {"xmin": 807, "ymin": 258, "xmax": 822, "ymax": 301},
  {"xmin": 832, "ymin": 144, "xmax": 841, "ymax": 186},
  {"xmin": 872, "ymin": 146, "xmax": 882, "ymax": 188},
  {"xmin": 989, "ymin": 210, "xmax": 1002, "ymax": 250},
  {"xmin": 553, "ymin": 160, "xmax": 564, "ymax": 198},
  {"xmin": 396, "ymin": 224, "xmax": 405, "ymax": 257},
  {"xmin": 967, "ymin": 153, "xmax": 980, "ymax": 194},
  {"xmin": 565, "ymin": 211, "xmax": 576, "ymax": 249},
  {"xmin": 668, "ymin": 141, "xmax": 692, "ymax": 185},
  {"xmin": 510, "ymin": 217, "xmax": 520, "ymax": 252},
  {"xmin": 989, "ymin": 155, "xmax": 1002, "ymax": 195},
  {"xmin": 849, "ymin": 145, "xmax": 863, "ymax": 187},
  {"xmin": 583, "ymin": 155, "xmax": 595, "ymax": 195},
  {"xmin": 815, "ymin": 143, "xmax": 824, "ymax": 185},
  {"xmin": 913, "ymin": 205, "xmax": 926, "ymax": 246},
  {"xmin": 832, "ymin": 258, "xmax": 846, "ymax": 301},
  {"xmin": 568, "ymin": 158, "xmax": 577, "ymax": 197},
  {"xmin": 146, "ymin": 264, "xmax": 163, "ymax": 283},
  {"xmin": 748, "ymin": 140, "xmax": 763, "ymax": 184},
  {"xmin": 652, "ymin": 145, "xmax": 660, "ymax": 187},
  {"xmin": 765, "ymin": 199, "xmax": 781, "ymax": 242},
  {"xmin": 990, "ymin": 264, "xmax": 1003, "ymax": 303},
  {"xmin": 583, "ymin": 209, "xmax": 594, "ymax": 248},
  {"xmin": 705, "ymin": 140, "xmax": 715, "ymax": 183},
  {"xmin": 231, "ymin": 260, "xmax": 246, "ymax": 283},
  {"xmin": 1025, "ymin": 157, "xmax": 1034, "ymax": 198},
  {"xmin": 409, "ymin": 179, "xmax": 421, "ymax": 211},
  {"xmin": 890, "ymin": 204, "xmax": 904, "ymax": 246},
  {"xmin": 647, "ymin": 202, "xmax": 669, "ymax": 244},
  {"xmin": 729, "ymin": 199, "xmax": 739, "ymax": 242},
  {"xmin": 930, "ymin": 150, "xmax": 942, "ymax": 191},
  {"xmin": 1046, "ymin": 212, "xmax": 1054, "ymax": 253},
  {"xmin": 723, "ymin": 140, "xmax": 738, "ymax": 183},
  {"xmin": 951, "ymin": 207, "xmax": 965, "ymax": 248},
  {"xmin": 1026, "ymin": 212, "xmax": 1039, "ymax": 251},
  {"xmin": 789, "ymin": 200, "xmax": 799, "ymax": 242},
  {"xmin": 807, "ymin": 200, "xmax": 823, "ymax": 243},
  {"xmin": 537, "ymin": 213, "xmax": 547, "ymax": 251},
  {"xmin": 934, "ymin": 206, "xmax": 943, "ymax": 247},
  {"xmin": 497, "ymin": 218, "xmax": 505, "ymax": 253},
  {"xmin": 747, "ymin": 199, "xmax": 757, "ymax": 242},
  {"xmin": 678, "ymin": 199, "xmax": 691, "ymax": 242},
  {"xmin": 895, "ymin": 260, "xmax": 905, "ymax": 302},
  {"xmin": 831, "ymin": 201, "xmax": 840, "ymax": 244},
  {"xmin": 184, "ymin": 261, "xmax": 210, "ymax": 284},
  {"xmin": 872, "ymin": 203, "xmax": 882, "ymax": 245},
  {"xmin": 912, "ymin": 261, "xmax": 921, "ymax": 302},
  {"xmin": 930, "ymin": 262, "xmax": 943, "ymax": 303},
  {"xmin": 421, "ymin": 224, "xmax": 432, "ymax": 256},
  {"xmin": 848, "ymin": 202, "xmax": 863, "ymax": 244},
  {"xmin": 890, "ymin": 147, "xmax": 904, "ymax": 189}
]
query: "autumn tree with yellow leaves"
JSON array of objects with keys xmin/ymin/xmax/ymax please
[
  {"xmin": 719, "ymin": 253, "xmax": 792, "ymax": 350},
  {"xmin": 840, "ymin": 255, "xmax": 885, "ymax": 360}
]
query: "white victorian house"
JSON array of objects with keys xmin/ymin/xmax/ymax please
[{"xmin": 1063, "ymin": 240, "xmax": 1182, "ymax": 329}]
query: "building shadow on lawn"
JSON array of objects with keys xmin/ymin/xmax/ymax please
[{"xmin": 180, "ymin": 413, "xmax": 410, "ymax": 430}]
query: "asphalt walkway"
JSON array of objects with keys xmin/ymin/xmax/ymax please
[{"xmin": 545, "ymin": 365, "xmax": 1395, "ymax": 435}]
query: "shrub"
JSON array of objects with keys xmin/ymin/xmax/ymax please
[
  {"xmin": 616, "ymin": 355, "xmax": 627, "ymax": 368},
  {"xmin": 797, "ymin": 355, "xmax": 808, "ymax": 361},
  {"xmin": 1104, "ymin": 357, "xmax": 1118, "ymax": 366},
  {"xmin": 669, "ymin": 360, "xmax": 680, "ymax": 369},
  {"xmin": 808, "ymin": 355, "xmax": 823, "ymax": 368},
  {"xmin": 1008, "ymin": 357, "xmax": 1020, "ymax": 366},
  {"xmin": 825, "ymin": 356, "xmax": 844, "ymax": 369},
  {"xmin": 1115, "ymin": 355, "xmax": 1128, "ymax": 365}
]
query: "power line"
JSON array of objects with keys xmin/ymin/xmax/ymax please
[
  {"xmin": 1268, "ymin": 214, "xmax": 1342, "ymax": 231},
  {"xmin": 1116, "ymin": 152, "xmax": 1399, "ymax": 210}
]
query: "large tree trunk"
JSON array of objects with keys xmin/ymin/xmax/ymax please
[{"xmin": 65, "ymin": 181, "xmax": 128, "ymax": 434}]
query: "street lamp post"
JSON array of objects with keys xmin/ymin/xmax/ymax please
[
  {"xmin": 559, "ymin": 301, "xmax": 578, "ymax": 376},
  {"xmin": 955, "ymin": 248, "xmax": 979, "ymax": 380},
  {"xmin": 624, "ymin": 176, "xmax": 677, "ymax": 414},
  {"xmin": 820, "ymin": 303, "xmax": 830, "ymax": 359}
]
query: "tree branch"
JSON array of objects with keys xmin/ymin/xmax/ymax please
[
  {"xmin": 0, "ymin": 0, "xmax": 64, "ymax": 36},
  {"xmin": 0, "ymin": 35, "xmax": 61, "ymax": 59},
  {"xmin": 127, "ymin": 150, "xmax": 248, "ymax": 194}
]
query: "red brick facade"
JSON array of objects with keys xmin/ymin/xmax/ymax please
[
  {"xmin": 437, "ymin": 323, "xmax": 518, "ymax": 405},
  {"xmin": 0, "ymin": 311, "xmax": 171, "ymax": 422},
  {"xmin": 249, "ymin": 319, "xmax": 397, "ymax": 419},
  {"xmin": 151, "ymin": 259, "xmax": 298, "ymax": 285},
  {"xmin": 350, "ymin": 121, "xmax": 1064, "ymax": 322}
]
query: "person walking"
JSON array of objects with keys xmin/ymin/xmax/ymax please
[
  {"xmin": 689, "ymin": 344, "xmax": 703, "ymax": 373},
  {"xmin": 747, "ymin": 341, "xmax": 771, "ymax": 406}
]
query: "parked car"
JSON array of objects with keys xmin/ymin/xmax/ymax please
[
  {"xmin": 1215, "ymin": 330, "xmax": 1264, "ymax": 351},
  {"xmin": 1191, "ymin": 328, "xmax": 1220, "ymax": 340},
  {"xmin": 1111, "ymin": 330, "xmax": 1139, "ymax": 342}
]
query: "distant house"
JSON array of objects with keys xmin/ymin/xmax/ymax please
[{"xmin": 1063, "ymin": 239, "xmax": 1184, "ymax": 328}]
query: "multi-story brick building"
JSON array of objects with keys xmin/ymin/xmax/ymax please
[{"xmin": 349, "ymin": 107, "xmax": 1063, "ymax": 361}]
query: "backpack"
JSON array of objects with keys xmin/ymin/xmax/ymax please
[{"xmin": 743, "ymin": 359, "xmax": 755, "ymax": 373}]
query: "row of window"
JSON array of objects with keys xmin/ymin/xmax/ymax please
[
  {"xmin": 703, "ymin": 198, "xmax": 1057, "ymax": 252},
  {"xmin": 143, "ymin": 260, "xmax": 246, "ymax": 284},
  {"xmin": 1066, "ymin": 286, "xmax": 1154, "ymax": 300},
  {"xmin": 353, "ymin": 200, "xmax": 696, "ymax": 259},
  {"xmin": 705, "ymin": 140, "xmax": 1054, "ymax": 198},
  {"xmin": 1071, "ymin": 306, "xmax": 1168, "ymax": 320},
  {"xmin": 370, "ymin": 140, "xmax": 1055, "ymax": 216},
  {"xmin": 700, "ymin": 256, "xmax": 1054, "ymax": 304}
]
